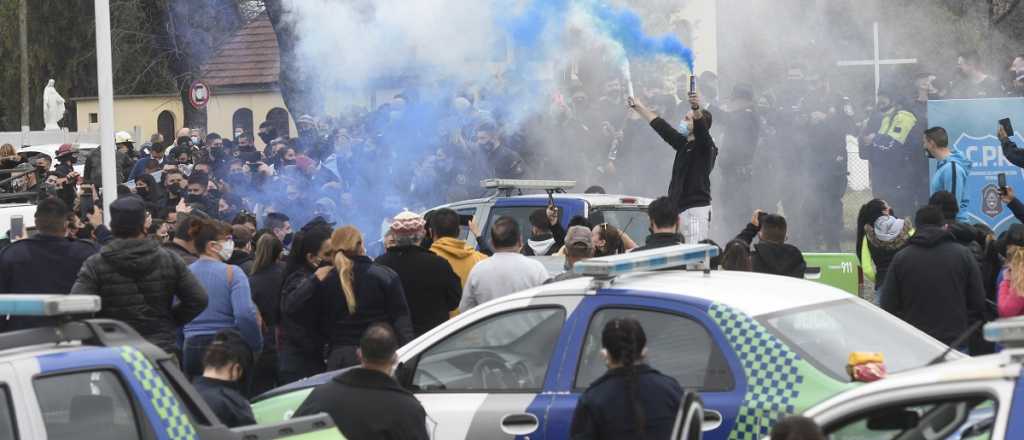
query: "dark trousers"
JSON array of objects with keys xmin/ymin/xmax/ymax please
[
  {"xmin": 182, "ymin": 334, "xmax": 216, "ymax": 379},
  {"xmin": 277, "ymin": 350, "xmax": 326, "ymax": 384},
  {"xmin": 326, "ymin": 345, "xmax": 359, "ymax": 371}
]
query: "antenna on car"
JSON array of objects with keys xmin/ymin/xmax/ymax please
[{"xmin": 480, "ymin": 179, "xmax": 576, "ymax": 198}]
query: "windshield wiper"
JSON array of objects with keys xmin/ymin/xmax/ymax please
[{"xmin": 927, "ymin": 320, "xmax": 984, "ymax": 366}]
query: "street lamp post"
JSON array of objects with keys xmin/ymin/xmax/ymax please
[{"xmin": 94, "ymin": 0, "xmax": 117, "ymax": 223}]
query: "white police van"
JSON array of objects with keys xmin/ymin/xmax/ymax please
[
  {"xmin": 253, "ymin": 244, "xmax": 955, "ymax": 440},
  {"xmin": 426, "ymin": 179, "xmax": 652, "ymax": 249},
  {"xmin": 795, "ymin": 319, "xmax": 1024, "ymax": 440}
]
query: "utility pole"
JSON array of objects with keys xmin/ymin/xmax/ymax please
[
  {"xmin": 95, "ymin": 0, "xmax": 117, "ymax": 222},
  {"xmin": 19, "ymin": 0, "xmax": 29, "ymax": 133}
]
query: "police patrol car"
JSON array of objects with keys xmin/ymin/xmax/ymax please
[
  {"xmin": 252, "ymin": 244, "xmax": 954, "ymax": 440},
  {"xmin": 795, "ymin": 318, "xmax": 1024, "ymax": 440},
  {"xmin": 0, "ymin": 294, "xmax": 342, "ymax": 439},
  {"xmin": 428, "ymin": 179, "xmax": 862, "ymax": 295}
]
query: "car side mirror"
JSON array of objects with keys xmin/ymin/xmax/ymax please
[{"xmin": 867, "ymin": 409, "xmax": 920, "ymax": 431}]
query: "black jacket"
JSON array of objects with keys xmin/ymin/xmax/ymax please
[
  {"xmin": 250, "ymin": 262, "xmax": 285, "ymax": 328},
  {"xmin": 0, "ymin": 234, "xmax": 99, "ymax": 330},
  {"xmin": 70, "ymin": 238, "xmax": 208, "ymax": 353},
  {"xmin": 278, "ymin": 267, "xmax": 326, "ymax": 357},
  {"xmin": 193, "ymin": 377, "xmax": 255, "ymax": 428},
  {"xmin": 651, "ymin": 114, "xmax": 716, "ymax": 212},
  {"xmin": 1003, "ymin": 139, "xmax": 1024, "ymax": 169},
  {"xmin": 632, "ymin": 233, "xmax": 684, "ymax": 252},
  {"xmin": 375, "ymin": 246, "xmax": 461, "ymax": 337},
  {"xmin": 571, "ymin": 364, "xmax": 684, "ymax": 440},
  {"xmin": 735, "ymin": 223, "xmax": 806, "ymax": 278},
  {"xmin": 227, "ymin": 250, "xmax": 254, "ymax": 276},
  {"xmin": 880, "ymin": 227, "xmax": 988, "ymax": 345},
  {"xmin": 294, "ymin": 368, "xmax": 428, "ymax": 440},
  {"xmin": 162, "ymin": 241, "xmax": 198, "ymax": 266},
  {"xmin": 293, "ymin": 256, "xmax": 414, "ymax": 349}
]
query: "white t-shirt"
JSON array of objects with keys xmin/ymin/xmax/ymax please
[{"xmin": 459, "ymin": 252, "xmax": 549, "ymax": 311}]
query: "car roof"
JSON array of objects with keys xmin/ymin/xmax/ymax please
[
  {"xmin": 804, "ymin": 351, "xmax": 1021, "ymax": 417},
  {"xmin": 18, "ymin": 143, "xmax": 99, "ymax": 157},
  {"xmin": 435, "ymin": 193, "xmax": 651, "ymax": 209},
  {"xmin": 0, "ymin": 343, "xmax": 93, "ymax": 364},
  {"xmin": 518, "ymin": 269, "xmax": 851, "ymax": 317}
]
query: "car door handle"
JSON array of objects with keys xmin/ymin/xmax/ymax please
[
  {"xmin": 703, "ymin": 409, "xmax": 723, "ymax": 431},
  {"xmin": 500, "ymin": 413, "xmax": 539, "ymax": 436}
]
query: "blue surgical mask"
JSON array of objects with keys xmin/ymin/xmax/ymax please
[{"xmin": 678, "ymin": 121, "xmax": 691, "ymax": 138}]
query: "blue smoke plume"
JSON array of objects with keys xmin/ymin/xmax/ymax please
[
  {"xmin": 590, "ymin": 3, "xmax": 695, "ymax": 71},
  {"xmin": 279, "ymin": 0, "xmax": 696, "ymax": 247}
]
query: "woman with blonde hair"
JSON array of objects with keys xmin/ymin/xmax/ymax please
[
  {"xmin": 998, "ymin": 224, "xmax": 1024, "ymax": 317},
  {"xmin": 307, "ymin": 225, "xmax": 413, "ymax": 370}
]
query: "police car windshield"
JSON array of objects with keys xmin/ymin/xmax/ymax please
[
  {"xmin": 758, "ymin": 299, "xmax": 951, "ymax": 382},
  {"xmin": 589, "ymin": 208, "xmax": 649, "ymax": 247}
]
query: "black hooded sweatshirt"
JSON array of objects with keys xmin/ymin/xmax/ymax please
[
  {"xmin": 734, "ymin": 223, "xmax": 806, "ymax": 278},
  {"xmin": 880, "ymin": 226, "xmax": 988, "ymax": 345}
]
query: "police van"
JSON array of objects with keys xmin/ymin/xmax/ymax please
[
  {"xmin": 426, "ymin": 179, "xmax": 861, "ymax": 295},
  {"xmin": 796, "ymin": 318, "xmax": 1024, "ymax": 439},
  {"xmin": 0, "ymin": 294, "xmax": 342, "ymax": 439},
  {"xmin": 252, "ymin": 244, "xmax": 954, "ymax": 440}
]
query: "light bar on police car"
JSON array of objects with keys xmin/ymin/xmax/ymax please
[
  {"xmin": 0, "ymin": 295, "xmax": 101, "ymax": 316},
  {"xmin": 573, "ymin": 244, "xmax": 719, "ymax": 278},
  {"xmin": 983, "ymin": 317, "xmax": 1024, "ymax": 347},
  {"xmin": 481, "ymin": 179, "xmax": 576, "ymax": 191}
]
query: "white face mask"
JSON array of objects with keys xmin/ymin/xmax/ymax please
[{"xmin": 218, "ymin": 240, "xmax": 235, "ymax": 261}]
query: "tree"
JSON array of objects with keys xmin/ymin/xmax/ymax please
[
  {"xmin": 156, "ymin": 0, "xmax": 244, "ymax": 131},
  {"xmin": 264, "ymin": 0, "xmax": 321, "ymax": 118}
]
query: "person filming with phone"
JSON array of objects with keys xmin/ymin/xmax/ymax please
[{"xmin": 628, "ymin": 77, "xmax": 717, "ymax": 244}]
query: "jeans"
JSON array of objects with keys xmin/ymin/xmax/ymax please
[
  {"xmin": 326, "ymin": 345, "xmax": 359, "ymax": 371},
  {"xmin": 679, "ymin": 205, "xmax": 712, "ymax": 244}
]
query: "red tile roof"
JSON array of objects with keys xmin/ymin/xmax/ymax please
[{"xmin": 201, "ymin": 14, "xmax": 280, "ymax": 87}]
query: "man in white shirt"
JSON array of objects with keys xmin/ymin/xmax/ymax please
[{"xmin": 460, "ymin": 216, "xmax": 549, "ymax": 311}]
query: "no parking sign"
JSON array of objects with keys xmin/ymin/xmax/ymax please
[{"xmin": 189, "ymin": 81, "xmax": 210, "ymax": 110}]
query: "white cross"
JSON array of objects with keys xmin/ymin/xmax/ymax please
[{"xmin": 836, "ymin": 22, "xmax": 918, "ymax": 103}]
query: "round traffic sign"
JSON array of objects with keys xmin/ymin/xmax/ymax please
[{"xmin": 189, "ymin": 81, "xmax": 210, "ymax": 109}]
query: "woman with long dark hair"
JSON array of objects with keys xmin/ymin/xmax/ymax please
[
  {"xmin": 247, "ymin": 233, "xmax": 285, "ymax": 396},
  {"xmin": 571, "ymin": 318, "xmax": 683, "ymax": 439},
  {"xmin": 856, "ymin": 199, "xmax": 910, "ymax": 295},
  {"xmin": 278, "ymin": 225, "xmax": 333, "ymax": 384}
]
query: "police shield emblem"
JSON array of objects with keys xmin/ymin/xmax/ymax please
[{"xmin": 982, "ymin": 184, "xmax": 1003, "ymax": 218}]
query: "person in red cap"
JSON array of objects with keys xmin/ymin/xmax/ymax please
[{"xmin": 376, "ymin": 211, "xmax": 462, "ymax": 337}]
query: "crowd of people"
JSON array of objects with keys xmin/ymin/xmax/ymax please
[{"xmin": 4, "ymin": 47, "xmax": 1024, "ymax": 439}]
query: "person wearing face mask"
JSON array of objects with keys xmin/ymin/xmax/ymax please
[
  {"xmin": 277, "ymin": 224, "xmax": 333, "ymax": 383},
  {"xmin": 258, "ymin": 121, "xmax": 280, "ymax": 147},
  {"xmin": 134, "ymin": 173, "xmax": 167, "ymax": 214},
  {"xmin": 629, "ymin": 87, "xmax": 717, "ymax": 245},
  {"xmin": 183, "ymin": 218, "xmax": 263, "ymax": 380}
]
